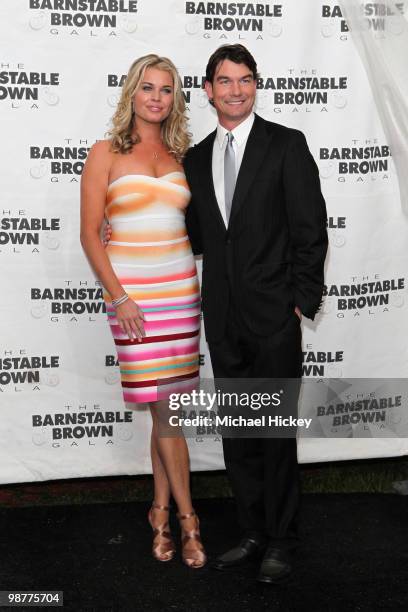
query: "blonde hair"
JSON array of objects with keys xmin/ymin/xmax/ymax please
[{"xmin": 108, "ymin": 54, "xmax": 190, "ymax": 162}]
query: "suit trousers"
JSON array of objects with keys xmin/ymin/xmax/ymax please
[{"xmin": 208, "ymin": 304, "xmax": 302, "ymax": 549}]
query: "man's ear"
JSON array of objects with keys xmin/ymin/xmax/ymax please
[{"xmin": 204, "ymin": 80, "xmax": 213, "ymax": 103}]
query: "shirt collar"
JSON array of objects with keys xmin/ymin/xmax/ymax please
[{"xmin": 215, "ymin": 112, "xmax": 255, "ymax": 148}]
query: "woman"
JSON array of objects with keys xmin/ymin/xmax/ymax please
[{"xmin": 80, "ymin": 54, "xmax": 206, "ymax": 569}]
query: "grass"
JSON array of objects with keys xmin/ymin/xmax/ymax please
[{"xmin": 0, "ymin": 458, "xmax": 407, "ymax": 508}]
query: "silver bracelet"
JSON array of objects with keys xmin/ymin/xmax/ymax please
[{"xmin": 112, "ymin": 293, "xmax": 129, "ymax": 308}]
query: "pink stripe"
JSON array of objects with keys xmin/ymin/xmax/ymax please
[
  {"xmin": 123, "ymin": 377, "xmax": 199, "ymax": 403},
  {"xmin": 123, "ymin": 389, "xmax": 156, "ymax": 403},
  {"xmin": 117, "ymin": 342, "xmax": 198, "ymax": 362},
  {"xmin": 116, "ymin": 268, "xmax": 197, "ymax": 285},
  {"xmin": 144, "ymin": 316, "xmax": 200, "ymax": 331}
]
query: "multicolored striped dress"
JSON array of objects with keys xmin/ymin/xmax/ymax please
[{"xmin": 103, "ymin": 172, "xmax": 200, "ymax": 403}]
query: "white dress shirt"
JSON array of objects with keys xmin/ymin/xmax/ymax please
[{"xmin": 212, "ymin": 112, "xmax": 255, "ymax": 227}]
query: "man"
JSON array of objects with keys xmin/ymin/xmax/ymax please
[{"xmin": 183, "ymin": 44, "xmax": 328, "ymax": 584}]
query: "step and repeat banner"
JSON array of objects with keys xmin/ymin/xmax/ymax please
[{"xmin": 1, "ymin": 1, "xmax": 408, "ymax": 484}]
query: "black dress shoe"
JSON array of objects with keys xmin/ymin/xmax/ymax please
[
  {"xmin": 256, "ymin": 547, "xmax": 292, "ymax": 584},
  {"xmin": 211, "ymin": 537, "xmax": 266, "ymax": 570}
]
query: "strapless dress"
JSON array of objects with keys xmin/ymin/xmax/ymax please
[{"xmin": 103, "ymin": 172, "xmax": 200, "ymax": 403}]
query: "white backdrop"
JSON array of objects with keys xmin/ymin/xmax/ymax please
[{"xmin": 1, "ymin": 0, "xmax": 408, "ymax": 484}]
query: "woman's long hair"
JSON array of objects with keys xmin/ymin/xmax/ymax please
[{"xmin": 108, "ymin": 54, "xmax": 190, "ymax": 162}]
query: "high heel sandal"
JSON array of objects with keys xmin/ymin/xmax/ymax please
[
  {"xmin": 147, "ymin": 502, "xmax": 176, "ymax": 562},
  {"xmin": 177, "ymin": 509, "xmax": 207, "ymax": 569}
]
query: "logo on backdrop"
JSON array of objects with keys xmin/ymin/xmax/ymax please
[
  {"xmin": 320, "ymin": 3, "xmax": 406, "ymax": 39},
  {"xmin": 0, "ymin": 210, "xmax": 61, "ymax": 253},
  {"xmin": 327, "ymin": 216, "xmax": 347, "ymax": 249},
  {"xmin": 300, "ymin": 379, "xmax": 405, "ymax": 438},
  {"xmin": 0, "ymin": 349, "xmax": 60, "ymax": 392},
  {"xmin": 105, "ymin": 354, "xmax": 121, "ymax": 385},
  {"xmin": 183, "ymin": 1, "xmax": 284, "ymax": 39},
  {"xmin": 319, "ymin": 139, "xmax": 391, "ymax": 183},
  {"xmin": 28, "ymin": 0, "xmax": 139, "ymax": 37},
  {"xmin": 29, "ymin": 139, "xmax": 93, "ymax": 182},
  {"xmin": 30, "ymin": 281, "xmax": 106, "ymax": 322},
  {"xmin": 302, "ymin": 346, "xmax": 344, "ymax": 378},
  {"xmin": 0, "ymin": 63, "xmax": 60, "ymax": 109},
  {"xmin": 181, "ymin": 73, "xmax": 207, "ymax": 107},
  {"xmin": 316, "ymin": 390, "xmax": 401, "ymax": 431},
  {"xmin": 321, "ymin": 3, "xmax": 349, "ymax": 40},
  {"xmin": 255, "ymin": 70, "xmax": 348, "ymax": 114},
  {"xmin": 31, "ymin": 403, "xmax": 134, "ymax": 448},
  {"xmin": 320, "ymin": 275, "xmax": 405, "ymax": 319},
  {"xmin": 106, "ymin": 72, "xmax": 124, "ymax": 107}
]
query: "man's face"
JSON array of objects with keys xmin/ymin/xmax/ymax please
[{"xmin": 205, "ymin": 59, "xmax": 256, "ymax": 128}]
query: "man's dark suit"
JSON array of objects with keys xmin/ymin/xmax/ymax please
[{"xmin": 184, "ymin": 113, "xmax": 328, "ymax": 548}]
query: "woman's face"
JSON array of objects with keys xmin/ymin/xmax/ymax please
[{"xmin": 132, "ymin": 67, "xmax": 174, "ymax": 126}]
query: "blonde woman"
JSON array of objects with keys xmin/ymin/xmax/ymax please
[{"xmin": 80, "ymin": 54, "xmax": 206, "ymax": 569}]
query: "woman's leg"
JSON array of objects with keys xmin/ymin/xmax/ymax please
[
  {"xmin": 149, "ymin": 400, "xmax": 193, "ymax": 515},
  {"xmin": 150, "ymin": 424, "xmax": 171, "ymax": 507},
  {"xmin": 149, "ymin": 400, "xmax": 206, "ymax": 567},
  {"xmin": 147, "ymin": 408, "xmax": 175, "ymax": 561}
]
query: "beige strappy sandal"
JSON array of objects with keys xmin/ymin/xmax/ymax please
[
  {"xmin": 147, "ymin": 502, "xmax": 176, "ymax": 562},
  {"xmin": 177, "ymin": 509, "xmax": 207, "ymax": 569}
]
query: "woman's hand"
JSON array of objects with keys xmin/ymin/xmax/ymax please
[
  {"xmin": 115, "ymin": 298, "xmax": 146, "ymax": 341},
  {"xmin": 103, "ymin": 221, "xmax": 112, "ymax": 246}
]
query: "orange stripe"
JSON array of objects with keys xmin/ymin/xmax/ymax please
[
  {"xmin": 103, "ymin": 282, "xmax": 200, "ymax": 303},
  {"xmin": 121, "ymin": 364, "xmax": 199, "ymax": 382},
  {"xmin": 110, "ymin": 287, "xmax": 198, "ymax": 302},
  {"xmin": 127, "ymin": 284, "xmax": 199, "ymax": 300},
  {"xmin": 106, "ymin": 181, "xmax": 185, "ymax": 207},
  {"xmin": 106, "ymin": 195, "xmax": 154, "ymax": 217},
  {"xmin": 107, "ymin": 241, "xmax": 189, "ymax": 255},
  {"xmin": 122, "ymin": 353, "xmax": 199, "ymax": 371}
]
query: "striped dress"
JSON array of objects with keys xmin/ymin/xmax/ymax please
[{"xmin": 103, "ymin": 172, "xmax": 200, "ymax": 403}]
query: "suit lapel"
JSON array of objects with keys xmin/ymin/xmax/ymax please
[
  {"xmin": 199, "ymin": 131, "xmax": 227, "ymax": 231},
  {"xmin": 229, "ymin": 114, "xmax": 272, "ymax": 225}
]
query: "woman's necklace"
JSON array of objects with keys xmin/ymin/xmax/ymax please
[
  {"xmin": 151, "ymin": 143, "xmax": 167, "ymax": 160},
  {"xmin": 133, "ymin": 137, "xmax": 165, "ymax": 161}
]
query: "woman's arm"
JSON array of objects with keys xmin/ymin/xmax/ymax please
[
  {"xmin": 80, "ymin": 141, "xmax": 145, "ymax": 341},
  {"xmin": 80, "ymin": 141, "xmax": 123, "ymax": 299}
]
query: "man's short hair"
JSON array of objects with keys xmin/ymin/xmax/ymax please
[{"xmin": 205, "ymin": 44, "xmax": 258, "ymax": 83}]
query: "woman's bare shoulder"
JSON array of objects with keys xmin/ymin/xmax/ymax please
[
  {"xmin": 85, "ymin": 139, "xmax": 115, "ymax": 171},
  {"xmin": 81, "ymin": 140, "xmax": 115, "ymax": 185},
  {"xmin": 89, "ymin": 139, "xmax": 114, "ymax": 157}
]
